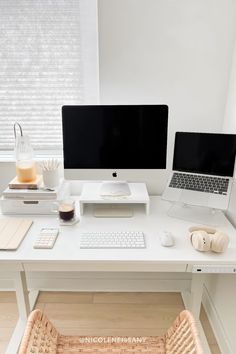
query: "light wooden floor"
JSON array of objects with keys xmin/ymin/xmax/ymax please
[{"xmin": 0, "ymin": 291, "xmax": 220, "ymax": 353}]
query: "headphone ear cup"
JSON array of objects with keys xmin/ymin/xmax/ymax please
[
  {"xmin": 190, "ymin": 231, "xmax": 211, "ymax": 252},
  {"xmin": 211, "ymin": 232, "xmax": 230, "ymax": 253}
]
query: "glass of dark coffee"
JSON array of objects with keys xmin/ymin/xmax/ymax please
[{"xmin": 58, "ymin": 200, "xmax": 75, "ymax": 222}]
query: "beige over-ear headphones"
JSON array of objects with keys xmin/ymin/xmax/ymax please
[{"xmin": 189, "ymin": 226, "xmax": 230, "ymax": 253}]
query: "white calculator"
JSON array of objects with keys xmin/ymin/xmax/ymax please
[{"xmin": 34, "ymin": 228, "xmax": 59, "ymax": 249}]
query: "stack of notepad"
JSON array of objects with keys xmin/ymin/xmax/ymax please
[
  {"xmin": 0, "ymin": 180, "xmax": 68, "ymax": 215},
  {"xmin": 2, "ymin": 186, "xmax": 58, "ymax": 200}
]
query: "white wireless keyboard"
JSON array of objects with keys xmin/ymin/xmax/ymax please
[{"xmin": 80, "ymin": 231, "xmax": 146, "ymax": 249}]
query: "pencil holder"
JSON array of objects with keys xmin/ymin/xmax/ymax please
[{"xmin": 43, "ymin": 169, "xmax": 59, "ymax": 189}]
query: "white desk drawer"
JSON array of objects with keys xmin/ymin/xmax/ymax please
[
  {"xmin": 23, "ymin": 262, "xmax": 187, "ymax": 272},
  {"xmin": 189, "ymin": 264, "xmax": 236, "ymax": 273},
  {"xmin": 0, "ymin": 262, "xmax": 23, "ymax": 271}
]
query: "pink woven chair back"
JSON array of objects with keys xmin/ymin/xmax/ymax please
[
  {"xmin": 165, "ymin": 310, "xmax": 203, "ymax": 354},
  {"xmin": 18, "ymin": 309, "xmax": 203, "ymax": 354}
]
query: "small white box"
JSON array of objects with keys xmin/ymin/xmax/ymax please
[{"xmin": 0, "ymin": 180, "xmax": 71, "ymax": 215}]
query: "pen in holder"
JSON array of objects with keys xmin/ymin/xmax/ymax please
[{"xmin": 40, "ymin": 159, "xmax": 60, "ymax": 189}]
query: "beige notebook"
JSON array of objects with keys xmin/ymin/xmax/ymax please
[{"xmin": 0, "ymin": 218, "xmax": 33, "ymax": 250}]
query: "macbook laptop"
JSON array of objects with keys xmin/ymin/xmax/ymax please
[{"xmin": 162, "ymin": 132, "xmax": 236, "ymax": 210}]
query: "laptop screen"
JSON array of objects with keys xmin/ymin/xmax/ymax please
[{"xmin": 173, "ymin": 132, "xmax": 236, "ymax": 177}]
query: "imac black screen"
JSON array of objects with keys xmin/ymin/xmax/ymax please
[{"xmin": 62, "ymin": 105, "xmax": 168, "ymax": 169}]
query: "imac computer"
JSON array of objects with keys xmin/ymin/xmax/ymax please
[{"xmin": 62, "ymin": 105, "xmax": 168, "ymax": 196}]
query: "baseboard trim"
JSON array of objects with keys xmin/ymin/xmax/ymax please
[{"xmin": 202, "ymin": 285, "xmax": 233, "ymax": 354}]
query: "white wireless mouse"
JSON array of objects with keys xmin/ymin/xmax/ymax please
[{"xmin": 160, "ymin": 231, "xmax": 175, "ymax": 247}]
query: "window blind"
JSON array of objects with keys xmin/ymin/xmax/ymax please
[{"xmin": 0, "ymin": 0, "xmax": 85, "ymax": 151}]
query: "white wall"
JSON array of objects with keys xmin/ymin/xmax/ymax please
[
  {"xmin": 223, "ymin": 35, "xmax": 236, "ymax": 226},
  {"xmin": 223, "ymin": 36, "xmax": 236, "ymax": 134},
  {"xmin": 205, "ymin": 274, "xmax": 236, "ymax": 352},
  {"xmin": 204, "ymin": 28, "xmax": 236, "ymax": 354},
  {"xmin": 0, "ymin": 162, "xmax": 16, "ymax": 194},
  {"xmin": 98, "ymin": 1, "xmax": 236, "ymax": 352},
  {"xmin": 98, "ymin": 0, "xmax": 236, "ymax": 184}
]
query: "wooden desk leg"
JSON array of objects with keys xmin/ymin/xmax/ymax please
[{"xmin": 14, "ymin": 271, "xmax": 30, "ymax": 321}]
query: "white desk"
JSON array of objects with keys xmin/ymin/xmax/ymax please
[{"xmin": 1, "ymin": 197, "xmax": 236, "ymax": 353}]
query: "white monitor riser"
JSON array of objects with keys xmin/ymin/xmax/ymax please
[{"xmin": 79, "ymin": 182, "xmax": 150, "ymax": 215}]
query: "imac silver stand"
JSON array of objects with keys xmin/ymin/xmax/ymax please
[
  {"xmin": 167, "ymin": 202, "xmax": 227, "ymax": 226},
  {"xmin": 99, "ymin": 181, "xmax": 131, "ymax": 197}
]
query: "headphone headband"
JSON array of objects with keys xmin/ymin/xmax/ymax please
[{"xmin": 189, "ymin": 226, "xmax": 217, "ymax": 235}]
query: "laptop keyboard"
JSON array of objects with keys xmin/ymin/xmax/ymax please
[{"xmin": 169, "ymin": 172, "xmax": 229, "ymax": 195}]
